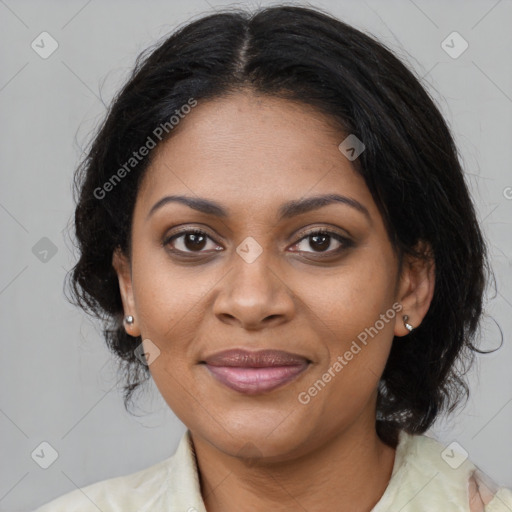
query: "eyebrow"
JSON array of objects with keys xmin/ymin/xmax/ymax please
[{"xmin": 146, "ymin": 193, "xmax": 371, "ymax": 222}]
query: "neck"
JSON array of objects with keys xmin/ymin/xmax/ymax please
[{"xmin": 191, "ymin": 415, "xmax": 397, "ymax": 512}]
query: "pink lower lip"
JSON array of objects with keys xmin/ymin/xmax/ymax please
[{"xmin": 204, "ymin": 363, "xmax": 309, "ymax": 394}]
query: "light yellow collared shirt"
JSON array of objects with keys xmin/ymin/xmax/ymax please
[{"xmin": 34, "ymin": 429, "xmax": 512, "ymax": 511}]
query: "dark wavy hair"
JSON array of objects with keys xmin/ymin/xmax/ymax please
[{"xmin": 66, "ymin": 4, "xmax": 498, "ymax": 447}]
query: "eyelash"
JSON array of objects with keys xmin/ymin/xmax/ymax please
[{"xmin": 162, "ymin": 227, "xmax": 353, "ymax": 258}]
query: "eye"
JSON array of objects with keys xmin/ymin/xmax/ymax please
[
  {"xmin": 163, "ymin": 227, "xmax": 353, "ymax": 258},
  {"xmin": 164, "ymin": 229, "xmax": 222, "ymax": 254},
  {"xmin": 291, "ymin": 229, "xmax": 353, "ymax": 256}
]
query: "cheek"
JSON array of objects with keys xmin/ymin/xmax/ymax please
[
  {"xmin": 130, "ymin": 252, "xmax": 207, "ymax": 345},
  {"xmin": 131, "ymin": 260, "xmax": 201, "ymax": 417},
  {"xmin": 129, "ymin": 252, "xmax": 214, "ymax": 418},
  {"xmin": 298, "ymin": 302, "xmax": 395, "ymax": 429},
  {"xmin": 146, "ymin": 356, "xmax": 201, "ymax": 429},
  {"xmin": 293, "ymin": 254, "xmax": 397, "ymax": 398},
  {"xmin": 297, "ymin": 251, "xmax": 397, "ymax": 339}
]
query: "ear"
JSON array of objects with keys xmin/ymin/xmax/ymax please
[
  {"xmin": 112, "ymin": 247, "xmax": 141, "ymax": 337},
  {"xmin": 394, "ymin": 241, "xmax": 435, "ymax": 337}
]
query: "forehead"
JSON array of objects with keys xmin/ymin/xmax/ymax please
[{"xmin": 135, "ymin": 91, "xmax": 377, "ymax": 221}]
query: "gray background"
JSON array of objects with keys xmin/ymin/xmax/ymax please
[{"xmin": 1, "ymin": 0, "xmax": 511, "ymax": 510}]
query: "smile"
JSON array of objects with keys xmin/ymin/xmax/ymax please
[{"xmin": 203, "ymin": 362, "xmax": 310, "ymax": 394}]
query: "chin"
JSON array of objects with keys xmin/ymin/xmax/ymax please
[{"xmin": 194, "ymin": 416, "xmax": 317, "ymax": 461}]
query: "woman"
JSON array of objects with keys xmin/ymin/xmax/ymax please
[{"xmin": 34, "ymin": 4, "xmax": 512, "ymax": 511}]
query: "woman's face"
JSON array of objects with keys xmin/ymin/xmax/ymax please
[{"xmin": 113, "ymin": 91, "xmax": 431, "ymax": 459}]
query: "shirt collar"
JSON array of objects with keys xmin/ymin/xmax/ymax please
[{"xmin": 156, "ymin": 428, "xmax": 414, "ymax": 511}]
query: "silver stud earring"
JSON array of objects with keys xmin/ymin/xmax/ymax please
[
  {"xmin": 403, "ymin": 315, "xmax": 414, "ymax": 333},
  {"xmin": 124, "ymin": 315, "xmax": 134, "ymax": 325}
]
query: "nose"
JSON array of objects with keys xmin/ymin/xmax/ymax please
[{"xmin": 212, "ymin": 247, "xmax": 295, "ymax": 330}]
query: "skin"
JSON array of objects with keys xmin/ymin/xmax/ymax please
[{"xmin": 112, "ymin": 90, "xmax": 435, "ymax": 512}]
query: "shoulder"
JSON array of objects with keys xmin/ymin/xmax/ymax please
[
  {"xmin": 412, "ymin": 434, "xmax": 512, "ymax": 511},
  {"xmin": 374, "ymin": 431, "xmax": 512, "ymax": 511},
  {"xmin": 469, "ymin": 468, "xmax": 512, "ymax": 512},
  {"xmin": 32, "ymin": 430, "xmax": 201, "ymax": 512},
  {"xmin": 33, "ymin": 455, "xmax": 173, "ymax": 512}
]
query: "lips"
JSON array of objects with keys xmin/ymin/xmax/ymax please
[
  {"xmin": 201, "ymin": 349, "xmax": 311, "ymax": 394},
  {"xmin": 203, "ymin": 349, "xmax": 310, "ymax": 367}
]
